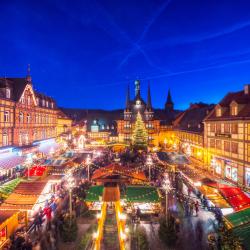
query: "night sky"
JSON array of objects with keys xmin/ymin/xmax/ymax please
[{"xmin": 1, "ymin": 0, "xmax": 250, "ymax": 110}]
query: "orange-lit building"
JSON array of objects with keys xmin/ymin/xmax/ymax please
[
  {"xmin": 0, "ymin": 68, "xmax": 57, "ymax": 148},
  {"xmin": 204, "ymin": 84, "xmax": 250, "ymax": 187},
  {"xmin": 117, "ymin": 80, "xmax": 175, "ymax": 146}
]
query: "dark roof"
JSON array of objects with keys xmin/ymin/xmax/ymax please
[
  {"xmin": 174, "ymin": 103, "xmax": 214, "ymax": 133},
  {"xmin": 61, "ymin": 108, "xmax": 123, "ymax": 122},
  {"xmin": 205, "ymin": 88, "xmax": 250, "ymax": 121},
  {"xmin": 154, "ymin": 109, "xmax": 181, "ymax": 125},
  {"xmin": 0, "ymin": 78, "xmax": 56, "ymax": 108},
  {"xmin": 0, "ymin": 77, "xmax": 27, "ymax": 101}
]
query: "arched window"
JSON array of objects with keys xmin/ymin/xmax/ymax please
[
  {"xmin": 19, "ymin": 112, "xmax": 24, "ymax": 123},
  {"xmin": 27, "ymin": 114, "xmax": 31, "ymax": 123}
]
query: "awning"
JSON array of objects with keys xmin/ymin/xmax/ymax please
[
  {"xmin": 123, "ymin": 186, "xmax": 160, "ymax": 203},
  {"xmin": 232, "ymin": 223, "xmax": 250, "ymax": 250},
  {"xmin": 85, "ymin": 185, "xmax": 104, "ymax": 202},
  {"xmin": 224, "ymin": 207, "xmax": 250, "ymax": 228},
  {"xmin": 0, "ymin": 154, "xmax": 26, "ymax": 171}
]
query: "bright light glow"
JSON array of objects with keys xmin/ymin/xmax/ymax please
[
  {"xmin": 146, "ymin": 155, "xmax": 153, "ymax": 166},
  {"xmin": 194, "ymin": 181, "xmax": 202, "ymax": 187},
  {"xmin": 120, "ymin": 231, "xmax": 126, "ymax": 240},
  {"xmin": 125, "ymin": 227, "xmax": 129, "ymax": 234},
  {"xmin": 119, "ymin": 213, "xmax": 127, "ymax": 220},
  {"xmin": 96, "ymin": 213, "xmax": 101, "ymax": 219},
  {"xmin": 92, "ymin": 232, "xmax": 98, "ymax": 239}
]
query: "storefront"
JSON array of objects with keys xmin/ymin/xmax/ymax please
[
  {"xmin": 211, "ymin": 157, "xmax": 223, "ymax": 175},
  {"xmin": 225, "ymin": 161, "xmax": 238, "ymax": 182},
  {"xmin": 246, "ymin": 168, "xmax": 250, "ymax": 188}
]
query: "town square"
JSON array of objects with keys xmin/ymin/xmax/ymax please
[{"xmin": 0, "ymin": 1, "xmax": 250, "ymax": 250}]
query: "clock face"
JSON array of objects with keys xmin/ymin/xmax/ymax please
[{"xmin": 136, "ymin": 100, "xmax": 141, "ymax": 105}]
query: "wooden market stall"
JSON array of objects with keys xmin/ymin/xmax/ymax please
[{"xmin": 0, "ymin": 210, "xmax": 27, "ymax": 248}]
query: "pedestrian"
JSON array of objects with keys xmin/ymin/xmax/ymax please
[
  {"xmin": 190, "ymin": 201, "xmax": 194, "ymax": 216},
  {"xmin": 175, "ymin": 218, "xmax": 180, "ymax": 233},
  {"xmin": 195, "ymin": 201, "xmax": 199, "ymax": 216}
]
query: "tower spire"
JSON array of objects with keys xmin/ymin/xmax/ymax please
[
  {"xmin": 165, "ymin": 88, "xmax": 174, "ymax": 111},
  {"xmin": 126, "ymin": 84, "xmax": 130, "ymax": 109},
  {"xmin": 135, "ymin": 79, "xmax": 140, "ymax": 97},
  {"xmin": 147, "ymin": 82, "xmax": 152, "ymax": 109},
  {"xmin": 26, "ymin": 64, "xmax": 32, "ymax": 84}
]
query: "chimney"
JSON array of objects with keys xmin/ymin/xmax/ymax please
[{"xmin": 244, "ymin": 84, "xmax": 250, "ymax": 95}]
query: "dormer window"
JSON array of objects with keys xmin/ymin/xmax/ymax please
[
  {"xmin": 216, "ymin": 107, "xmax": 222, "ymax": 117},
  {"xmin": 6, "ymin": 88, "xmax": 10, "ymax": 98},
  {"xmin": 42, "ymin": 99, "xmax": 45, "ymax": 106},
  {"xmin": 51, "ymin": 102, "xmax": 54, "ymax": 109},
  {"xmin": 231, "ymin": 105, "xmax": 238, "ymax": 116},
  {"xmin": 46, "ymin": 101, "xmax": 49, "ymax": 107}
]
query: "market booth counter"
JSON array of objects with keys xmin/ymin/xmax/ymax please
[
  {"xmin": 121, "ymin": 186, "xmax": 161, "ymax": 214},
  {"xmin": 0, "ymin": 210, "xmax": 27, "ymax": 248}
]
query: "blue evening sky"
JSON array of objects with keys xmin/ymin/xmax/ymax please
[{"xmin": 1, "ymin": 0, "xmax": 250, "ymax": 110}]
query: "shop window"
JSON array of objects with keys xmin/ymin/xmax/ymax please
[
  {"xmin": 224, "ymin": 141, "xmax": 230, "ymax": 152},
  {"xmin": 231, "ymin": 142, "xmax": 238, "ymax": 154},
  {"xmin": 4, "ymin": 111, "xmax": 9, "ymax": 122},
  {"xmin": 246, "ymin": 168, "xmax": 250, "ymax": 187},
  {"xmin": 2, "ymin": 134, "xmax": 8, "ymax": 146},
  {"xmin": 225, "ymin": 163, "xmax": 238, "ymax": 182}
]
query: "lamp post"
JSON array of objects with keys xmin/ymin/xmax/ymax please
[
  {"xmin": 86, "ymin": 154, "xmax": 91, "ymax": 181},
  {"xmin": 146, "ymin": 154, "xmax": 153, "ymax": 182},
  {"xmin": 163, "ymin": 173, "xmax": 171, "ymax": 221},
  {"xmin": 67, "ymin": 174, "xmax": 75, "ymax": 225}
]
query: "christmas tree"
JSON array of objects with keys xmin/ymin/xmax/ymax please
[{"xmin": 132, "ymin": 112, "xmax": 148, "ymax": 150}]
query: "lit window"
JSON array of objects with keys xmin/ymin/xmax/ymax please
[
  {"xmin": 216, "ymin": 108, "xmax": 222, "ymax": 117},
  {"xmin": 46, "ymin": 101, "xmax": 49, "ymax": 107},
  {"xmin": 27, "ymin": 114, "xmax": 31, "ymax": 123},
  {"xmin": 42, "ymin": 99, "xmax": 45, "ymax": 106},
  {"xmin": 231, "ymin": 105, "xmax": 238, "ymax": 116},
  {"xmin": 3, "ymin": 134, "xmax": 8, "ymax": 146},
  {"xmin": 51, "ymin": 102, "xmax": 54, "ymax": 108},
  {"xmin": 4, "ymin": 111, "xmax": 9, "ymax": 122},
  {"xmin": 6, "ymin": 88, "xmax": 10, "ymax": 98},
  {"xmin": 19, "ymin": 112, "xmax": 24, "ymax": 123},
  {"xmin": 35, "ymin": 115, "xmax": 39, "ymax": 124},
  {"xmin": 36, "ymin": 98, "xmax": 39, "ymax": 105},
  {"xmin": 20, "ymin": 96, "xmax": 25, "ymax": 104}
]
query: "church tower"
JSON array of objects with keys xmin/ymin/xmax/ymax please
[{"xmin": 165, "ymin": 89, "xmax": 174, "ymax": 111}]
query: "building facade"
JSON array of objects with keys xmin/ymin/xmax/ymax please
[
  {"xmin": 171, "ymin": 103, "xmax": 214, "ymax": 163},
  {"xmin": 116, "ymin": 80, "xmax": 161, "ymax": 146},
  {"xmin": 204, "ymin": 85, "xmax": 250, "ymax": 187},
  {"xmin": 0, "ymin": 69, "xmax": 57, "ymax": 148}
]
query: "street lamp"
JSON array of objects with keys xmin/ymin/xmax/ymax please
[
  {"xmin": 86, "ymin": 154, "xmax": 91, "ymax": 181},
  {"xmin": 162, "ymin": 173, "xmax": 172, "ymax": 221},
  {"xmin": 146, "ymin": 154, "xmax": 153, "ymax": 182},
  {"xmin": 67, "ymin": 174, "xmax": 75, "ymax": 224}
]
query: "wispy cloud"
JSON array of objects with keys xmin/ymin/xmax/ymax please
[
  {"xmin": 118, "ymin": 0, "xmax": 172, "ymax": 69},
  {"xmin": 91, "ymin": 57, "xmax": 250, "ymax": 88}
]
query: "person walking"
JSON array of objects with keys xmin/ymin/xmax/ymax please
[{"xmin": 195, "ymin": 201, "xmax": 199, "ymax": 216}]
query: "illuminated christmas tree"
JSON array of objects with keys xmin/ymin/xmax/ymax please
[{"xmin": 132, "ymin": 112, "xmax": 148, "ymax": 150}]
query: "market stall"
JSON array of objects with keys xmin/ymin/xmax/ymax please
[
  {"xmin": 122, "ymin": 186, "xmax": 161, "ymax": 214},
  {"xmin": 24, "ymin": 166, "xmax": 47, "ymax": 178},
  {"xmin": 85, "ymin": 185, "xmax": 104, "ymax": 210},
  {"xmin": 0, "ymin": 180, "xmax": 57, "ymax": 217},
  {"xmin": 224, "ymin": 207, "xmax": 250, "ymax": 250},
  {"xmin": 0, "ymin": 210, "xmax": 27, "ymax": 248}
]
